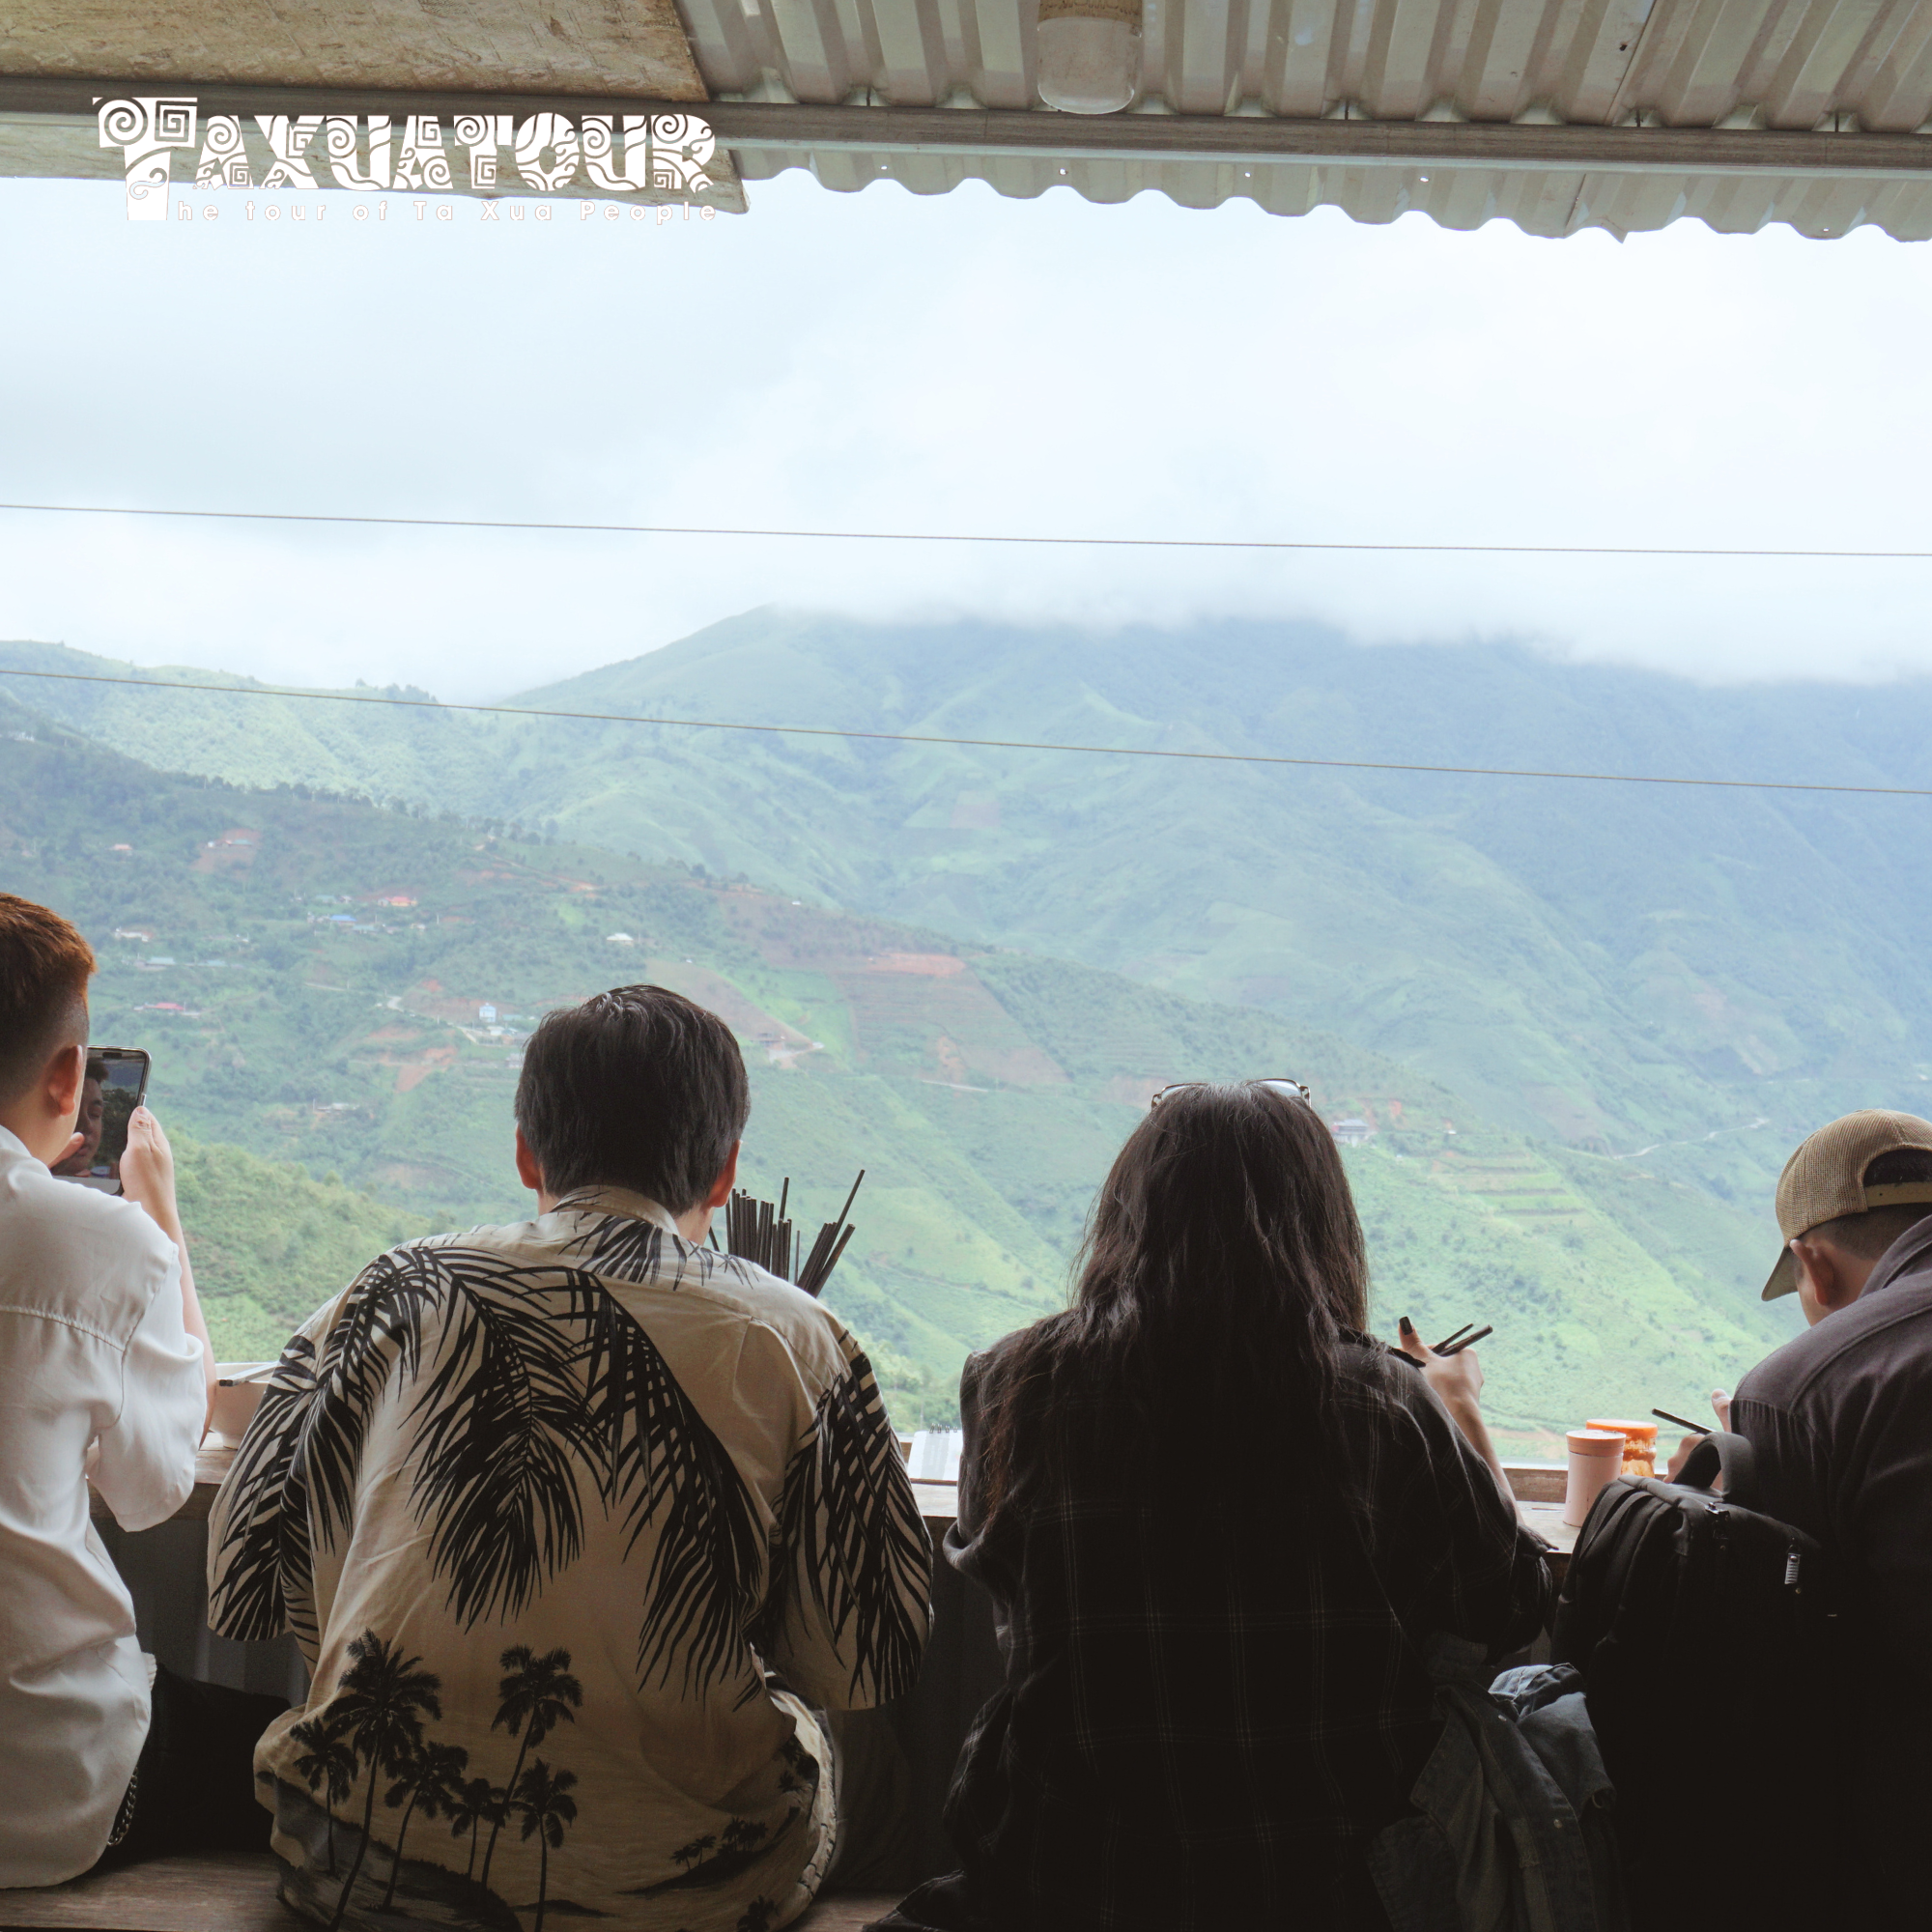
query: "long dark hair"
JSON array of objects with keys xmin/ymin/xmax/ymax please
[{"xmin": 978, "ymin": 1081, "xmax": 1370, "ymax": 1530}]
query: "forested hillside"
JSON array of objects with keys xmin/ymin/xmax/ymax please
[
  {"xmin": 9, "ymin": 615, "xmax": 1929, "ymax": 1235},
  {"xmin": 0, "ymin": 706, "xmax": 1802, "ymax": 1445}
]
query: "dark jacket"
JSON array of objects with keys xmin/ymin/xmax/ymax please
[
  {"xmin": 940, "ymin": 1334, "xmax": 1551, "ymax": 1931},
  {"xmin": 1732, "ymin": 1214, "xmax": 1932, "ymax": 1918}
]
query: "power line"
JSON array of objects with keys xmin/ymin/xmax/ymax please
[
  {"xmin": 0, "ymin": 497, "xmax": 1929, "ymax": 561},
  {"xmin": 3, "ymin": 662, "xmax": 1927, "ymax": 800}
]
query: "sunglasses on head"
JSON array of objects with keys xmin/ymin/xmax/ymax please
[{"xmin": 1150, "ymin": 1078, "xmax": 1312, "ymax": 1108}]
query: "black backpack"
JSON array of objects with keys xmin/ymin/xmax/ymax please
[{"xmin": 1550, "ymin": 1433, "xmax": 1844, "ymax": 1930}]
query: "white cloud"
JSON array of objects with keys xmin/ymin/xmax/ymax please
[{"xmin": 0, "ymin": 170, "xmax": 1929, "ymax": 698}]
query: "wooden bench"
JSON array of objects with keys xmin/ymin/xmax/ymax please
[{"xmin": 0, "ymin": 1854, "xmax": 901, "ymax": 1932}]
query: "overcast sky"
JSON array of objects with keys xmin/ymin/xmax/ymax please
[{"xmin": 2, "ymin": 167, "xmax": 1930, "ymax": 702}]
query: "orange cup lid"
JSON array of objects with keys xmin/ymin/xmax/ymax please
[
  {"xmin": 1586, "ymin": 1417, "xmax": 1658, "ymax": 1441},
  {"xmin": 1568, "ymin": 1428, "xmax": 1626, "ymax": 1455}
]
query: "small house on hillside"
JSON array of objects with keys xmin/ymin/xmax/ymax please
[{"xmin": 1330, "ymin": 1118, "xmax": 1376, "ymax": 1147}]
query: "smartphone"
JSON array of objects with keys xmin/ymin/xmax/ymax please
[{"xmin": 49, "ymin": 1047, "xmax": 150, "ymax": 1194}]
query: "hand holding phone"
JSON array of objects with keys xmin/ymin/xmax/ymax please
[{"xmin": 119, "ymin": 1107, "xmax": 183, "ymax": 1234}]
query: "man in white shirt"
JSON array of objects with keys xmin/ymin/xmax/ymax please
[{"xmin": 0, "ymin": 893, "xmax": 266, "ymax": 1887}]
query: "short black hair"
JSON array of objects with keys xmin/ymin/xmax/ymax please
[
  {"xmin": 1812, "ymin": 1148, "xmax": 1932, "ymax": 1260},
  {"xmin": 514, "ymin": 984, "xmax": 749, "ymax": 1213},
  {"xmin": 0, "ymin": 895, "xmax": 94, "ymax": 1107}
]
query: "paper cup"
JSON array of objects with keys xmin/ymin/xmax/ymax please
[{"xmin": 1564, "ymin": 1428, "xmax": 1627, "ymax": 1527}]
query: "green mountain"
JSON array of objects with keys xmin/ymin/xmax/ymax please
[
  {"xmin": 171, "ymin": 1135, "xmax": 436, "ymax": 1361},
  {"xmin": 7, "ymin": 616, "xmax": 1929, "ymax": 1217},
  {"xmin": 0, "ymin": 705, "xmax": 1800, "ymax": 1447}
]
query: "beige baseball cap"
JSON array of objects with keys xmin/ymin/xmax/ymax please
[{"xmin": 1763, "ymin": 1109, "xmax": 1932, "ymax": 1300}]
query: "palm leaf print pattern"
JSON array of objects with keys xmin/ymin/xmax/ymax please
[
  {"xmin": 211, "ymin": 1236, "xmax": 766, "ymax": 1698},
  {"xmin": 211, "ymin": 1250, "xmax": 441, "ymax": 1644},
  {"xmin": 405, "ymin": 1256, "xmax": 608, "ymax": 1627},
  {"xmin": 559, "ymin": 1211, "xmax": 724, "ymax": 1290},
  {"xmin": 760, "ymin": 1350, "xmax": 930, "ymax": 1700},
  {"xmin": 212, "ymin": 1333, "xmax": 323, "ymax": 1644},
  {"xmin": 583, "ymin": 1286, "xmax": 767, "ymax": 1695}
]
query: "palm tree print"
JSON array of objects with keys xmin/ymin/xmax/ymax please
[
  {"xmin": 480, "ymin": 1645, "xmax": 582, "ymax": 1887},
  {"xmin": 444, "ymin": 1776, "xmax": 499, "ymax": 1881},
  {"xmin": 289, "ymin": 1715, "xmax": 356, "ymax": 1873},
  {"xmin": 378, "ymin": 1740, "xmax": 469, "ymax": 1910},
  {"xmin": 294, "ymin": 1631, "xmax": 589, "ymax": 1919},
  {"xmin": 776, "ymin": 1734, "xmax": 817, "ymax": 1801},
  {"xmin": 512, "ymin": 1758, "xmax": 579, "ymax": 1932},
  {"xmin": 633, "ymin": 1815, "xmax": 785, "ymax": 1898},
  {"xmin": 321, "ymin": 1633, "xmax": 443, "ymax": 1932}
]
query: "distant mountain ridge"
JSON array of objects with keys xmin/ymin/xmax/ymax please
[{"xmin": 9, "ymin": 614, "xmax": 1930, "ymax": 1210}]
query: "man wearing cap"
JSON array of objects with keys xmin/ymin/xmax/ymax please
[{"xmin": 1728, "ymin": 1109, "xmax": 1932, "ymax": 1918}]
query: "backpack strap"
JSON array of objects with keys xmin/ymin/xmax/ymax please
[{"xmin": 1673, "ymin": 1431, "xmax": 1758, "ymax": 1510}]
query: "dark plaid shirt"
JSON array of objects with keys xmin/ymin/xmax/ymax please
[{"xmin": 942, "ymin": 1334, "xmax": 1550, "ymax": 1931}]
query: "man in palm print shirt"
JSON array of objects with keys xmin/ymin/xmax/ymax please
[{"xmin": 208, "ymin": 986, "xmax": 933, "ymax": 1932}]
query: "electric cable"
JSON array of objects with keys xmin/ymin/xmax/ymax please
[
  {"xmin": 0, "ymin": 497, "xmax": 1929, "ymax": 560},
  {"xmin": 2, "ymin": 663, "xmax": 1927, "ymax": 801}
]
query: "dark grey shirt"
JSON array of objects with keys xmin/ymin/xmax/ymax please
[{"xmin": 1732, "ymin": 1214, "xmax": 1932, "ymax": 1691}]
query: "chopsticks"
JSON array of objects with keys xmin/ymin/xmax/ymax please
[
  {"xmin": 722, "ymin": 1171, "xmax": 865, "ymax": 1298},
  {"xmin": 1653, "ymin": 1406, "xmax": 1713, "ymax": 1436},
  {"xmin": 216, "ymin": 1363, "xmax": 280, "ymax": 1386},
  {"xmin": 1393, "ymin": 1320, "xmax": 1492, "ymax": 1368},
  {"xmin": 797, "ymin": 1170, "xmax": 865, "ymax": 1298}
]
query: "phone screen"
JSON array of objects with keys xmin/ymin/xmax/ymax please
[{"xmin": 49, "ymin": 1048, "xmax": 150, "ymax": 1193}]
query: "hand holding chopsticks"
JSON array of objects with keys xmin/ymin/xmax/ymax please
[{"xmin": 1396, "ymin": 1316, "xmax": 1512, "ymax": 1496}]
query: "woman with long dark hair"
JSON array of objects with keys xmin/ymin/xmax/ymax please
[{"xmin": 897, "ymin": 1079, "xmax": 1548, "ymax": 1931}]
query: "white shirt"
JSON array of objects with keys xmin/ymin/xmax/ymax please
[{"xmin": 0, "ymin": 1125, "xmax": 205, "ymax": 1887}]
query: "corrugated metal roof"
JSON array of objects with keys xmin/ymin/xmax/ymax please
[
  {"xmin": 679, "ymin": 0, "xmax": 1932, "ymax": 235},
  {"xmin": 687, "ymin": 0, "xmax": 1932, "ymax": 129},
  {"xmin": 3, "ymin": 0, "xmax": 1927, "ymax": 235},
  {"xmin": 724, "ymin": 140, "xmax": 1932, "ymax": 236}
]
